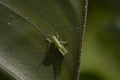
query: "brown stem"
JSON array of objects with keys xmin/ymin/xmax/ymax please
[{"xmin": 76, "ymin": 0, "xmax": 88, "ymax": 80}]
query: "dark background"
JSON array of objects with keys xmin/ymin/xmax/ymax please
[{"xmin": 80, "ymin": 0, "xmax": 120, "ymax": 80}]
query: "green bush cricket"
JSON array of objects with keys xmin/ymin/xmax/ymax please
[{"xmin": 45, "ymin": 34, "xmax": 68, "ymax": 56}]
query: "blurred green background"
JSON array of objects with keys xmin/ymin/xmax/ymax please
[{"xmin": 80, "ymin": 0, "xmax": 120, "ymax": 80}]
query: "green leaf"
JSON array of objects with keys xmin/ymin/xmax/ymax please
[{"xmin": 0, "ymin": 0, "xmax": 86, "ymax": 80}]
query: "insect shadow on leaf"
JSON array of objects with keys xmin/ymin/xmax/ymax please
[
  {"xmin": 42, "ymin": 43, "xmax": 64, "ymax": 79},
  {"xmin": 36, "ymin": 34, "xmax": 68, "ymax": 79},
  {"xmin": 36, "ymin": 41, "xmax": 64, "ymax": 79}
]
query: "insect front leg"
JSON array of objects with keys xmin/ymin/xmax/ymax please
[{"xmin": 59, "ymin": 41, "xmax": 69, "ymax": 44}]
